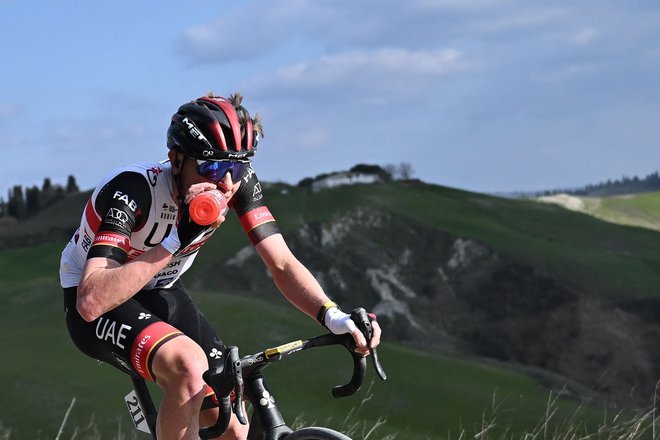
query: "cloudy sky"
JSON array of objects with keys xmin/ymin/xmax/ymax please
[{"xmin": 2, "ymin": 0, "xmax": 659, "ymax": 197}]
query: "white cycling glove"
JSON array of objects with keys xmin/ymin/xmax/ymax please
[{"xmin": 319, "ymin": 301, "xmax": 357, "ymax": 335}]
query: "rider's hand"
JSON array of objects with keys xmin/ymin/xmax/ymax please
[{"xmin": 323, "ymin": 307, "xmax": 382, "ymax": 356}]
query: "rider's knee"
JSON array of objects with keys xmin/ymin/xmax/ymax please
[{"xmin": 153, "ymin": 337, "xmax": 208, "ymax": 397}]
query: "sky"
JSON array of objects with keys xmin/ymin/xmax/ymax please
[{"xmin": 1, "ymin": 0, "xmax": 660, "ymax": 197}]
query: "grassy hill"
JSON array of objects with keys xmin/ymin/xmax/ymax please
[
  {"xmin": 537, "ymin": 191, "xmax": 660, "ymax": 232},
  {"xmin": 188, "ymin": 183, "xmax": 660, "ymax": 301},
  {"xmin": 2, "ymin": 181, "xmax": 660, "ymax": 438},
  {"xmin": 0, "ymin": 241, "xmax": 606, "ymax": 440}
]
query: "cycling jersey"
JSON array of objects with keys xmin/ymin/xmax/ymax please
[
  {"xmin": 60, "ymin": 159, "xmax": 280, "ymax": 386},
  {"xmin": 59, "ymin": 160, "xmax": 279, "ymax": 290}
]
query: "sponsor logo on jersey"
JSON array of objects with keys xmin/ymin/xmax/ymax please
[
  {"xmin": 243, "ymin": 166, "xmax": 255, "ymax": 183},
  {"xmin": 81, "ymin": 232, "xmax": 93, "ymax": 252},
  {"xmin": 162, "ymin": 203, "xmax": 176, "ymax": 213},
  {"xmin": 147, "ymin": 167, "xmax": 163, "ymax": 186},
  {"xmin": 252, "ymin": 182, "xmax": 263, "ymax": 202},
  {"xmin": 92, "ymin": 232, "xmax": 131, "ymax": 253},
  {"xmin": 106, "ymin": 207, "xmax": 129, "ymax": 226},
  {"xmin": 112, "ymin": 353, "xmax": 134, "ymax": 374},
  {"xmin": 239, "ymin": 206, "xmax": 275, "ymax": 232},
  {"xmin": 95, "ymin": 317, "xmax": 132, "ymax": 349},
  {"xmin": 113, "ymin": 191, "xmax": 138, "ymax": 212}
]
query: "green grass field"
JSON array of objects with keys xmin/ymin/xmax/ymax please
[
  {"xmin": 0, "ymin": 241, "xmax": 609, "ymax": 440},
  {"xmin": 2, "ymin": 182, "xmax": 660, "ymax": 438}
]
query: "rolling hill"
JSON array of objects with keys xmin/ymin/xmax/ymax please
[
  {"xmin": 1, "ymin": 180, "xmax": 660, "ymax": 438},
  {"xmin": 537, "ymin": 191, "xmax": 660, "ymax": 232}
]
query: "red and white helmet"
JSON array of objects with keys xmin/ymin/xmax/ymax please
[{"xmin": 167, "ymin": 93, "xmax": 261, "ymax": 161}]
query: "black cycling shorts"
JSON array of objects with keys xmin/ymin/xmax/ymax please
[{"xmin": 63, "ymin": 280, "xmax": 227, "ymax": 390}]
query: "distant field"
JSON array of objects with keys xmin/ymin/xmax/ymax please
[
  {"xmin": 537, "ymin": 191, "xmax": 660, "ymax": 232},
  {"xmin": 1, "ymin": 241, "xmax": 606, "ymax": 440}
]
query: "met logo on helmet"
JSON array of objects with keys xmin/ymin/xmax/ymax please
[{"xmin": 182, "ymin": 117, "xmax": 206, "ymax": 142}]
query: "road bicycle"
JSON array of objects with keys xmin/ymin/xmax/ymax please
[{"xmin": 124, "ymin": 308, "xmax": 387, "ymax": 439}]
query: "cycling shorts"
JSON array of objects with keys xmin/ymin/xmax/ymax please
[{"xmin": 63, "ymin": 280, "xmax": 226, "ymax": 405}]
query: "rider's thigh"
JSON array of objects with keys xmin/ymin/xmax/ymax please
[{"xmin": 151, "ymin": 335, "xmax": 209, "ymax": 395}]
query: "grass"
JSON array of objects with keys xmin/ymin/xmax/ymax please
[
  {"xmin": 3, "ymin": 182, "xmax": 660, "ymax": 437},
  {"xmin": 0, "ymin": 241, "xmax": 617, "ymax": 440},
  {"xmin": 13, "ymin": 387, "xmax": 660, "ymax": 440}
]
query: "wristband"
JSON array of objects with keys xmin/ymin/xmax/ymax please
[{"xmin": 316, "ymin": 300, "xmax": 339, "ymax": 325}]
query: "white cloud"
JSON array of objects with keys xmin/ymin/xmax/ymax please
[
  {"xmin": 176, "ymin": 1, "xmax": 304, "ymax": 63},
  {"xmin": 247, "ymin": 47, "xmax": 472, "ymax": 99}
]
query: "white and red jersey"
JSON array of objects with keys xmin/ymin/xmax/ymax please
[{"xmin": 60, "ymin": 160, "xmax": 278, "ymax": 290}]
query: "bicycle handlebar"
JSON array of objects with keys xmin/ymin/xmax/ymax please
[{"xmin": 199, "ymin": 308, "xmax": 387, "ymax": 440}]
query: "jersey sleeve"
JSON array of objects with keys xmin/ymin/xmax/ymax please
[
  {"xmin": 230, "ymin": 166, "xmax": 280, "ymax": 245},
  {"xmin": 87, "ymin": 171, "xmax": 152, "ymax": 263}
]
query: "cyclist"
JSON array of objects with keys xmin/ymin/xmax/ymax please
[{"xmin": 60, "ymin": 93, "xmax": 382, "ymax": 440}]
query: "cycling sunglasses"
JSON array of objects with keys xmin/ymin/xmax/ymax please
[{"xmin": 195, "ymin": 159, "xmax": 251, "ymax": 182}]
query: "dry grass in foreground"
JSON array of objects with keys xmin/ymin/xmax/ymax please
[{"xmin": 7, "ymin": 388, "xmax": 660, "ymax": 440}]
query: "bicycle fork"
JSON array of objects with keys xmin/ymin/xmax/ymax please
[{"xmin": 245, "ymin": 372, "xmax": 293, "ymax": 440}]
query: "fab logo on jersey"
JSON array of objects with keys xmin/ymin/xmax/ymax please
[{"xmin": 113, "ymin": 191, "xmax": 138, "ymax": 212}]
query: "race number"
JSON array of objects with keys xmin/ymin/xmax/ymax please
[{"xmin": 124, "ymin": 389, "xmax": 151, "ymax": 434}]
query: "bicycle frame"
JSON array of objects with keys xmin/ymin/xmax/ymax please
[{"xmin": 125, "ymin": 309, "xmax": 386, "ymax": 439}]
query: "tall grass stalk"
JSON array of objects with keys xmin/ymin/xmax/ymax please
[
  {"xmin": 55, "ymin": 397, "xmax": 76, "ymax": 440},
  {"xmin": 455, "ymin": 389, "xmax": 660, "ymax": 440}
]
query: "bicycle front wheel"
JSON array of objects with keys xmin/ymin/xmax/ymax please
[{"xmin": 284, "ymin": 426, "xmax": 352, "ymax": 440}]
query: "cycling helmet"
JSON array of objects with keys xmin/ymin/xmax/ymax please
[{"xmin": 167, "ymin": 93, "xmax": 262, "ymax": 161}]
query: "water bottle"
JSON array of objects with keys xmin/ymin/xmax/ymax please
[{"xmin": 189, "ymin": 190, "xmax": 228, "ymax": 225}]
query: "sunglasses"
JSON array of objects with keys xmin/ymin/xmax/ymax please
[{"xmin": 195, "ymin": 159, "xmax": 251, "ymax": 182}]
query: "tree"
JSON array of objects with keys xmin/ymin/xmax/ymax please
[
  {"xmin": 25, "ymin": 185, "xmax": 40, "ymax": 216},
  {"xmin": 7, "ymin": 185, "xmax": 26, "ymax": 219},
  {"xmin": 398, "ymin": 162, "xmax": 414, "ymax": 180},
  {"xmin": 349, "ymin": 164, "xmax": 392, "ymax": 181},
  {"xmin": 66, "ymin": 175, "xmax": 79, "ymax": 193},
  {"xmin": 42, "ymin": 177, "xmax": 53, "ymax": 193}
]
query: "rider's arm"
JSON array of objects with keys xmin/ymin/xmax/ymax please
[
  {"xmin": 232, "ymin": 167, "xmax": 381, "ymax": 352},
  {"xmin": 254, "ymin": 233, "xmax": 332, "ymax": 319},
  {"xmin": 77, "ymin": 248, "xmax": 173, "ymax": 322},
  {"xmin": 254, "ymin": 234, "xmax": 381, "ymax": 352},
  {"xmin": 76, "ymin": 171, "xmax": 173, "ymax": 322}
]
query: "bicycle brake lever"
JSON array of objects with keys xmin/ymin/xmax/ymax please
[
  {"xmin": 351, "ymin": 308, "xmax": 387, "ymax": 381},
  {"xmin": 228, "ymin": 350, "xmax": 247, "ymax": 425},
  {"xmin": 350, "ymin": 308, "xmax": 373, "ymax": 341}
]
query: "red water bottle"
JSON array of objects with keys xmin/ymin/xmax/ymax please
[{"xmin": 189, "ymin": 190, "xmax": 228, "ymax": 225}]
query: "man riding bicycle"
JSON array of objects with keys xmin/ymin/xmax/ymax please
[{"xmin": 59, "ymin": 93, "xmax": 382, "ymax": 440}]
